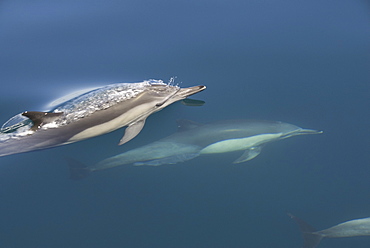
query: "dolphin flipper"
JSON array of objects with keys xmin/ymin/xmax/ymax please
[
  {"xmin": 233, "ymin": 146, "xmax": 262, "ymax": 163},
  {"xmin": 133, "ymin": 153, "xmax": 199, "ymax": 166},
  {"xmin": 119, "ymin": 119, "xmax": 146, "ymax": 145}
]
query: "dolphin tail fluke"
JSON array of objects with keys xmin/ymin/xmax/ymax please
[
  {"xmin": 288, "ymin": 213, "xmax": 323, "ymax": 248},
  {"xmin": 66, "ymin": 158, "xmax": 91, "ymax": 180}
]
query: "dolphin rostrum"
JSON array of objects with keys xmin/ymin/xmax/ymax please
[
  {"xmin": 69, "ymin": 119, "xmax": 322, "ymax": 178},
  {"xmin": 288, "ymin": 213, "xmax": 370, "ymax": 248},
  {"xmin": 0, "ymin": 79, "xmax": 206, "ymax": 157}
]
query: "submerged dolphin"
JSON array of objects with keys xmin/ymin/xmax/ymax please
[
  {"xmin": 288, "ymin": 213, "xmax": 370, "ymax": 248},
  {"xmin": 69, "ymin": 119, "xmax": 322, "ymax": 178},
  {"xmin": 0, "ymin": 79, "xmax": 206, "ymax": 157}
]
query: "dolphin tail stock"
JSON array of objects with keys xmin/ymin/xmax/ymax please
[
  {"xmin": 288, "ymin": 213, "xmax": 323, "ymax": 248},
  {"xmin": 66, "ymin": 157, "xmax": 91, "ymax": 180}
]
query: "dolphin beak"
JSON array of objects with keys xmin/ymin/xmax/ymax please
[
  {"xmin": 280, "ymin": 128, "xmax": 323, "ymax": 139},
  {"xmin": 177, "ymin": 85, "xmax": 206, "ymax": 98},
  {"xmin": 298, "ymin": 129, "xmax": 323, "ymax": 135}
]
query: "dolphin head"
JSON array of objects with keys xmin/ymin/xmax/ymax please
[
  {"xmin": 144, "ymin": 81, "xmax": 206, "ymax": 110},
  {"xmin": 274, "ymin": 121, "xmax": 323, "ymax": 139}
]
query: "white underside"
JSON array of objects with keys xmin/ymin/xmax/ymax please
[
  {"xmin": 321, "ymin": 218, "xmax": 370, "ymax": 237},
  {"xmin": 200, "ymin": 133, "xmax": 282, "ymax": 154},
  {"xmin": 67, "ymin": 103, "xmax": 153, "ymax": 143}
]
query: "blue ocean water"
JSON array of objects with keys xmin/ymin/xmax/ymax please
[{"xmin": 0, "ymin": 0, "xmax": 369, "ymax": 247}]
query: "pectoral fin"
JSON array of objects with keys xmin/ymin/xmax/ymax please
[
  {"xmin": 233, "ymin": 146, "xmax": 262, "ymax": 163},
  {"xmin": 119, "ymin": 119, "xmax": 146, "ymax": 145},
  {"xmin": 22, "ymin": 111, "xmax": 63, "ymax": 131}
]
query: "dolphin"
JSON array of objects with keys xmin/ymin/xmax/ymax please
[
  {"xmin": 288, "ymin": 213, "xmax": 370, "ymax": 248},
  {"xmin": 0, "ymin": 79, "xmax": 206, "ymax": 157},
  {"xmin": 69, "ymin": 119, "xmax": 322, "ymax": 178}
]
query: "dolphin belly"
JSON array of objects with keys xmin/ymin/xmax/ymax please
[
  {"xmin": 67, "ymin": 102, "xmax": 154, "ymax": 143},
  {"xmin": 199, "ymin": 133, "xmax": 282, "ymax": 154}
]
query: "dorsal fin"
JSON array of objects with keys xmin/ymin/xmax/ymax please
[
  {"xmin": 176, "ymin": 119, "xmax": 203, "ymax": 132},
  {"xmin": 22, "ymin": 111, "xmax": 63, "ymax": 131}
]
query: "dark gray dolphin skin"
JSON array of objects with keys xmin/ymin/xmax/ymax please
[
  {"xmin": 288, "ymin": 213, "xmax": 370, "ymax": 248},
  {"xmin": 69, "ymin": 119, "xmax": 322, "ymax": 179},
  {"xmin": 0, "ymin": 79, "xmax": 206, "ymax": 157}
]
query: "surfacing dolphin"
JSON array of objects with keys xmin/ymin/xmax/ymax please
[
  {"xmin": 288, "ymin": 213, "xmax": 370, "ymax": 248},
  {"xmin": 0, "ymin": 79, "xmax": 206, "ymax": 157},
  {"xmin": 69, "ymin": 119, "xmax": 322, "ymax": 179}
]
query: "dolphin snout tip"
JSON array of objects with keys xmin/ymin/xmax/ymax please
[{"xmin": 193, "ymin": 85, "xmax": 206, "ymax": 91}]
